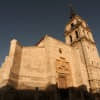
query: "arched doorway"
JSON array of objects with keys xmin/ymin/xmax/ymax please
[
  {"xmin": 57, "ymin": 73, "xmax": 67, "ymax": 89},
  {"xmin": 56, "ymin": 57, "xmax": 71, "ymax": 89}
]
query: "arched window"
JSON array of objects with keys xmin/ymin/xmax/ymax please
[
  {"xmin": 59, "ymin": 48, "xmax": 62, "ymax": 54},
  {"xmin": 71, "ymin": 23, "xmax": 75, "ymax": 29},
  {"xmin": 75, "ymin": 31, "xmax": 79, "ymax": 38},
  {"xmin": 69, "ymin": 35, "xmax": 72, "ymax": 43}
]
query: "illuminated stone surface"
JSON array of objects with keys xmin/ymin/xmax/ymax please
[{"xmin": 0, "ymin": 11, "xmax": 100, "ymax": 100}]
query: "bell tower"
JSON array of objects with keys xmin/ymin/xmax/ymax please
[{"xmin": 64, "ymin": 6, "xmax": 100, "ymax": 92}]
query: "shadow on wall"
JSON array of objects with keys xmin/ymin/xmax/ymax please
[{"xmin": 0, "ymin": 85, "xmax": 100, "ymax": 100}]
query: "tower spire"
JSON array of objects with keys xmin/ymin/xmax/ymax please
[{"xmin": 69, "ymin": 4, "xmax": 76, "ymax": 19}]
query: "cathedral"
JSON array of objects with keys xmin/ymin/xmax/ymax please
[{"xmin": 0, "ymin": 7, "xmax": 100, "ymax": 100}]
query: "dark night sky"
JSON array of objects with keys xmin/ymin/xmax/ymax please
[{"xmin": 0, "ymin": 0, "xmax": 100, "ymax": 65}]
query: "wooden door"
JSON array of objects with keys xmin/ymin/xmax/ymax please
[{"xmin": 57, "ymin": 74, "xmax": 67, "ymax": 89}]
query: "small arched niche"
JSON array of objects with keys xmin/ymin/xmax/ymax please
[
  {"xmin": 69, "ymin": 35, "xmax": 72, "ymax": 43},
  {"xmin": 75, "ymin": 31, "xmax": 79, "ymax": 39}
]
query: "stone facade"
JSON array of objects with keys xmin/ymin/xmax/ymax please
[
  {"xmin": 0, "ymin": 11, "xmax": 100, "ymax": 98},
  {"xmin": 64, "ymin": 15, "xmax": 100, "ymax": 93}
]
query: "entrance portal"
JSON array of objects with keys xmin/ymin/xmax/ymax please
[
  {"xmin": 57, "ymin": 73, "xmax": 67, "ymax": 88},
  {"xmin": 56, "ymin": 57, "xmax": 71, "ymax": 89}
]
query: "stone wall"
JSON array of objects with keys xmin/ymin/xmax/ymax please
[
  {"xmin": 44, "ymin": 36, "xmax": 89, "ymax": 89},
  {"xmin": 18, "ymin": 46, "xmax": 48, "ymax": 89},
  {"xmin": 0, "ymin": 36, "xmax": 90, "ymax": 91}
]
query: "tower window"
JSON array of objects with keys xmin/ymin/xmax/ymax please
[
  {"xmin": 71, "ymin": 23, "xmax": 75, "ymax": 29},
  {"xmin": 59, "ymin": 48, "xmax": 62, "ymax": 54},
  {"xmin": 69, "ymin": 35, "xmax": 72, "ymax": 43},
  {"xmin": 75, "ymin": 31, "xmax": 79, "ymax": 38}
]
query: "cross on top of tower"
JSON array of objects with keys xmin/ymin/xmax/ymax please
[{"xmin": 68, "ymin": 4, "xmax": 77, "ymax": 19}]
